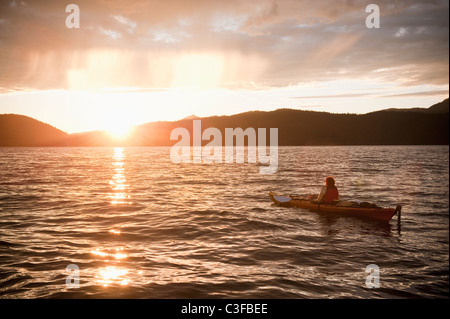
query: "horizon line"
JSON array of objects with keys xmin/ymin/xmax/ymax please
[{"xmin": 1, "ymin": 97, "xmax": 448, "ymax": 135}]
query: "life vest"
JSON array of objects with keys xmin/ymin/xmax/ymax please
[{"xmin": 324, "ymin": 186, "xmax": 339, "ymax": 203}]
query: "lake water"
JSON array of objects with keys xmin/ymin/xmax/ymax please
[{"xmin": 0, "ymin": 146, "xmax": 448, "ymax": 298}]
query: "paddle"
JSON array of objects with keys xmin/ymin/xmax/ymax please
[{"xmin": 273, "ymin": 195, "xmax": 292, "ymax": 203}]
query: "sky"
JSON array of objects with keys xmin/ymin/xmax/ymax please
[{"xmin": 0, "ymin": 0, "xmax": 448, "ymax": 133}]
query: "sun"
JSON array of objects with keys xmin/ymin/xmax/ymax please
[
  {"xmin": 102, "ymin": 110, "xmax": 135, "ymax": 141},
  {"xmin": 106, "ymin": 123, "xmax": 134, "ymax": 140}
]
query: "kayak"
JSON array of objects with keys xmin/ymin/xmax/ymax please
[{"xmin": 269, "ymin": 191, "xmax": 402, "ymax": 222}]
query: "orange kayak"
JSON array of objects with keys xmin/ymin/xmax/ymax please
[{"xmin": 269, "ymin": 191, "xmax": 402, "ymax": 222}]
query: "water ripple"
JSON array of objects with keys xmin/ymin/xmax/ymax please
[{"xmin": 0, "ymin": 146, "xmax": 448, "ymax": 298}]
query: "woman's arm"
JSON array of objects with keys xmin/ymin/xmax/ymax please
[{"xmin": 316, "ymin": 186, "xmax": 327, "ymax": 203}]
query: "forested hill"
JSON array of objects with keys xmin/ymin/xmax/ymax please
[
  {"xmin": 0, "ymin": 98, "xmax": 448, "ymax": 146},
  {"xmin": 129, "ymin": 98, "xmax": 449, "ymax": 146},
  {"xmin": 0, "ymin": 114, "xmax": 69, "ymax": 146}
]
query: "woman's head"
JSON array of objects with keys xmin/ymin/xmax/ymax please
[{"xmin": 325, "ymin": 176, "xmax": 335, "ymax": 187}]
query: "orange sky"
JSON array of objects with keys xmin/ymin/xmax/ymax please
[{"xmin": 0, "ymin": 0, "xmax": 448, "ymax": 133}]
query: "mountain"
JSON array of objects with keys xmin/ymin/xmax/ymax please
[
  {"xmin": 0, "ymin": 98, "xmax": 448, "ymax": 146},
  {"xmin": 0, "ymin": 114, "xmax": 69, "ymax": 146},
  {"xmin": 428, "ymin": 98, "xmax": 449, "ymax": 113},
  {"xmin": 378, "ymin": 98, "xmax": 449, "ymax": 113},
  {"xmin": 181, "ymin": 115, "xmax": 200, "ymax": 120}
]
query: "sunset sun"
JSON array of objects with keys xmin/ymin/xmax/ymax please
[
  {"xmin": 106, "ymin": 123, "xmax": 133, "ymax": 140},
  {"xmin": 103, "ymin": 111, "xmax": 135, "ymax": 140}
]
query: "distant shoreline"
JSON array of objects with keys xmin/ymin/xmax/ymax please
[{"xmin": 1, "ymin": 98, "xmax": 448, "ymax": 147}]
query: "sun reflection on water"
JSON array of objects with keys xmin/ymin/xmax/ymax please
[
  {"xmin": 91, "ymin": 247, "xmax": 127, "ymax": 260},
  {"xmin": 88, "ymin": 147, "xmax": 138, "ymax": 288},
  {"xmin": 96, "ymin": 266, "xmax": 130, "ymax": 287},
  {"xmin": 90, "ymin": 246, "xmax": 131, "ymax": 287},
  {"xmin": 107, "ymin": 147, "xmax": 131, "ymax": 205}
]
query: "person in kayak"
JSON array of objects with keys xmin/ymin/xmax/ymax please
[{"xmin": 316, "ymin": 176, "xmax": 339, "ymax": 204}]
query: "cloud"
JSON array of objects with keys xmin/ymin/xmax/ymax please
[
  {"xmin": 291, "ymin": 93, "xmax": 374, "ymax": 99},
  {"xmin": 380, "ymin": 89, "xmax": 449, "ymax": 98},
  {"xmin": 0, "ymin": 0, "xmax": 448, "ymax": 91},
  {"xmin": 291, "ymin": 89, "xmax": 449, "ymax": 100}
]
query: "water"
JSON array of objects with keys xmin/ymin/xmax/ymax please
[{"xmin": 0, "ymin": 146, "xmax": 448, "ymax": 299}]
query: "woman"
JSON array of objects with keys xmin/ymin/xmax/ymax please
[{"xmin": 316, "ymin": 176, "xmax": 339, "ymax": 204}]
